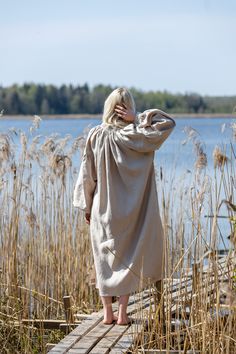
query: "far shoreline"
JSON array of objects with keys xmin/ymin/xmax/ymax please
[{"xmin": 1, "ymin": 113, "xmax": 235, "ymax": 120}]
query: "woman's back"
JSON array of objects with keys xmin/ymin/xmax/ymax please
[
  {"xmin": 74, "ymin": 87, "xmax": 176, "ymax": 324},
  {"xmin": 89, "ymin": 123, "xmax": 155, "ymax": 219},
  {"xmin": 73, "ymin": 108, "xmax": 176, "ymax": 296}
]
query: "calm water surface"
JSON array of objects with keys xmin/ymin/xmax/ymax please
[{"xmin": 1, "ymin": 116, "xmax": 234, "ymax": 170}]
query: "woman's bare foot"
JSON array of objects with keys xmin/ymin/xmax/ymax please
[
  {"xmin": 117, "ymin": 294, "xmax": 130, "ymax": 325},
  {"xmin": 101, "ymin": 296, "xmax": 116, "ymax": 324},
  {"xmin": 103, "ymin": 314, "xmax": 118, "ymax": 324},
  {"xmin": 117, "ymin": 315, "xmax": 131, "ymax": 325}
]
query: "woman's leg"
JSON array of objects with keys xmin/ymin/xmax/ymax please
[
  {"xmin": 117, "ymin": 294, "xmax": 130, "ymax": 325},
  {"xmin": 101, "ymin": 296, "xmax": 117, "ymax": 324}
]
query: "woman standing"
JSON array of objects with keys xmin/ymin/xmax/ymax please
[{"xmin": 73, "ymin": 88, "xmax": 176, "ymax": 325}]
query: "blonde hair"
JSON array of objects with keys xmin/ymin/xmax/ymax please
[{"xmin": 102, "ymin": 87, "xmax": 136, "ymax": 128}]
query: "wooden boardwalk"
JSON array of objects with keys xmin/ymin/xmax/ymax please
[
  {"xmin": 47, "ymin": 289, "xmax": 153, "ymax": 354},
  {"xmin": 47, "ymin": 253, "xmax": 235, "ymax": 354}
]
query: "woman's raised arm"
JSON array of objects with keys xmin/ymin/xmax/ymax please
[{"xmin": 116, "ymin": 108, "xmax": 176, "ymax": 153}]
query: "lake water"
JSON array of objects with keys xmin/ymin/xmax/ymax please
[
  {"xmin": 1, "ymin": 116, "xmax": 234, "ymax": 171},
  {"xmin": 1, "ymin": 116, "xmax": 235, "ymax": 251}
]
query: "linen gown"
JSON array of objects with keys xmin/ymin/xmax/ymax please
[{"xmin": 73, "ymin": 109, "xmax": 176, "ymax": 296}]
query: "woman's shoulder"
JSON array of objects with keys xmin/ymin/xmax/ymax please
[
  {"xmin": 89, "ymin": 122, "xmax": 122, "ymax": 135},
  {"xmin": 86, "ymin": 123, "xmax": 113, "ymax": 142}
]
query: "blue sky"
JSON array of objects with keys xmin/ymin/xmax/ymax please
[{"xmin": 1, "ymin": 0, "xmax": 236, "ymax": 95}]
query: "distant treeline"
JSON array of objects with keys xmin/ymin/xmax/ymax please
[{"xmin": 0, "ymin": 83, "xmax": 235, "ymax": 115}]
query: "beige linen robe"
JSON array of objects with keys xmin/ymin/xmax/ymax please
[{"xmin": 73, "ymin": 109, "xmax": 176, "ymax": 296}]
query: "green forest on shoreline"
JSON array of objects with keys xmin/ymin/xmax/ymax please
[{"xmin": 0, "ymin": 83, "xmax": 235, "ymax": 115}]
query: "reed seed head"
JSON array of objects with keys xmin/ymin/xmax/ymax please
[
  {"xmin": 20, "ymin": 132, "xmax": 28, "ymax": 154},
  {"xmin": 29, "ymin": 115, "xmax": 42, "ymax": 134},
  {"xmin": 0, "ymin": 134, "xmax": 12, "ymax": 164},
  {"xmin": 183, "ymin": 126, "xmax": 207, "ymax": 172},
  {"xmin": 41, "ymin": 137, "xmax": 56, "ymax": 154},
  {"xmin": 49, "ymin": 152, "xmax": 72, "ymax": 176},
  {"xmin": 213, "ymin": 146, "xmax": 229, "ymax": 168},
  {"xmin": 195, "ymin": 154, "xmax": 207, "ymax": 171}
]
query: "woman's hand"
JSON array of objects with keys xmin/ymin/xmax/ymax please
[
  {"xmin": 85, "ymin": 213, "xmax": 90, "ymax": 225},
  {"xmin": 115, "ymin": 104, "xmax": 136, "ymax": 123}
]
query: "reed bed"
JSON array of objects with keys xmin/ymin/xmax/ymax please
[
  {"xmin": 134, "ymin": 124, "xmax": 236, "ymax": 353},
  {"xmin": 0, "ymin": 116, "xmax": 235, "ymax": 353}
]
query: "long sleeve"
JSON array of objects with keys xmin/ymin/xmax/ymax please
[
  {"xmin": 73, "ymin": 129, "xmax": 97, "ymax": 213},
  {"xmin": 116, "ymin": 108, "xmax": 176, "ymax": 153}
]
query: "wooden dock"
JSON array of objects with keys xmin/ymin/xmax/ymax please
[{"xmin": 47, "ymin": 253, "xmax": 235, "ymax": 353}]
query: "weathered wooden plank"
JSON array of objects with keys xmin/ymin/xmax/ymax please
[
  {"xmin": 161, "ymin": 262, "xmax": 234, "ymax": 307},
  {"xmin": 164, "ymin": 278, "xmax": 235, "ymax": 319},
  {"xmin": 164, "ymin": 268, "xmax": 234, "ymax": 304},
  {"xmin": 183, "ymin": 254, "xmax": 235, "ymax": 277},
  {"xmin": 165, "ymin": 256, "xmax": 235, "ymax": 294},
  {"xmin": 68, "ymin": 316, "xmax": 103, "ymax": 336},
  {"xmin": 46, "ymin": 343, "xmax": 57, "ymax": 353},
  {"xmin": 63, "ymin": 295, "xmax": 74, "ymax": 324},
  {"xmin": 109, "ymin": 319, "xmax": 144, "ymax": 354},
  {"xmin": 59, "ymin": 323, "xmax": 82, "ymax": 333},
  {"xmin": 89, "ymin": 325, "xmax": 128, "ymax": 354},
  {"xmin": 128, "ymin": 293, "xmax": 155, "ymax": 314},
  {"xmin": 21, "ymin": 319, "xmax": 81, "ymax": 329},
  {"xmin": 47, "ymin": 315, "xmax": 103, "ymax": 353},
  {"xmin": 74, "ymin": 314, "xmax": 93, "ymax": 320},
  {"xmin": 158, "ymin": 265, "xmax": 234, "ymax": 319},
  {"xmin": 68, "ymin": 323, "xmax": 114, "ymax": 353}
]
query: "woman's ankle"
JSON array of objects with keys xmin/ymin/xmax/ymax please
[
  {"xmin": 103, "ymin": 310, "xmax": 117, "ymax": 324},
  {"xmin": 117, "ymin": 314, "xmax": 130, "ymax": 325}
]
